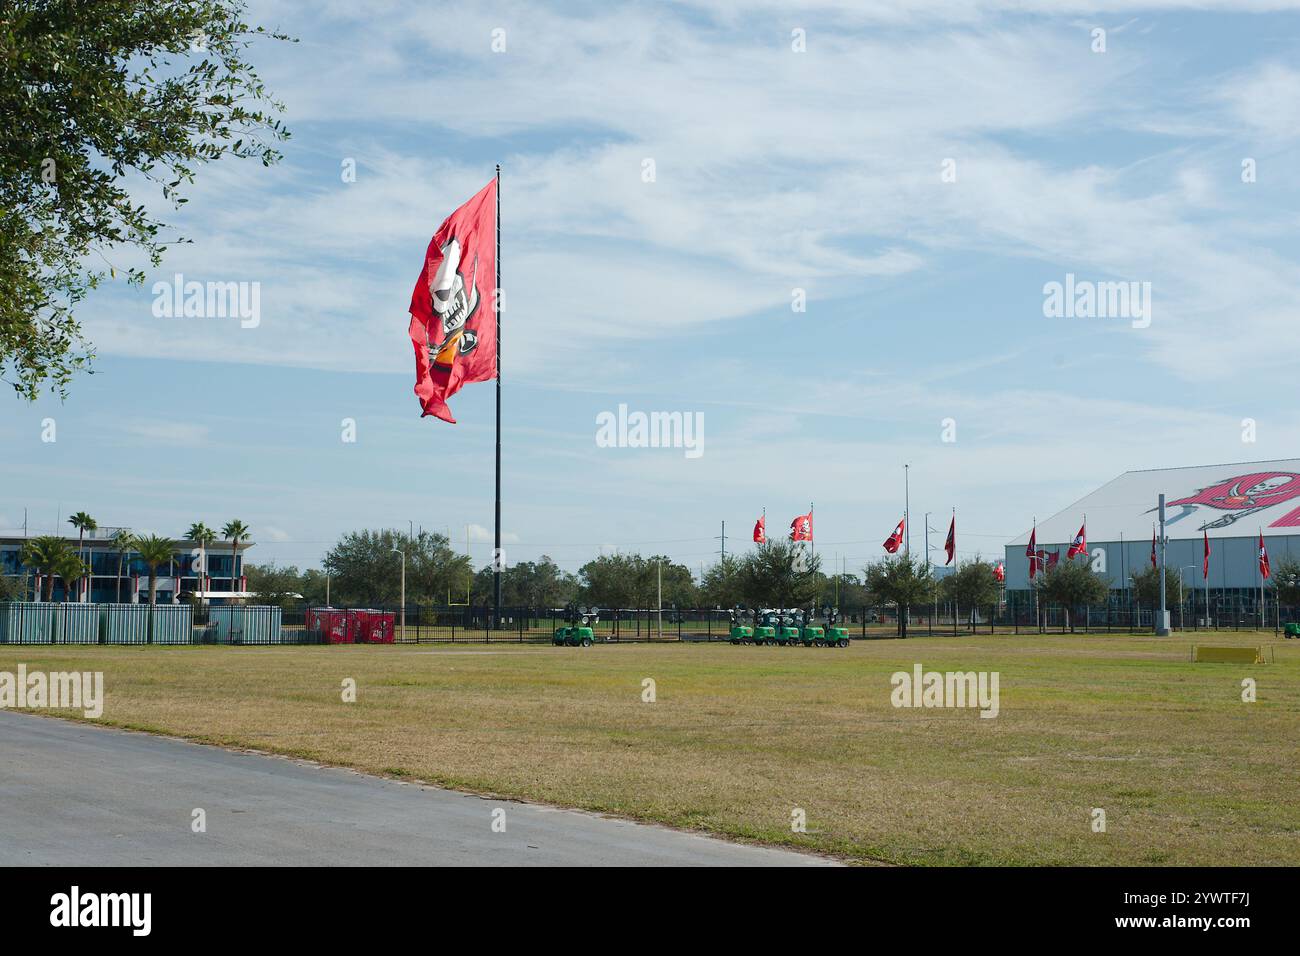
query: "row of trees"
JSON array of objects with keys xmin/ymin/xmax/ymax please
[
  {"xmin": 44, "ymin": 523, "xmax": 1295, "ymax": 634},
  {"xmin": 237, "ymin": 534, "xmax": 995, "ymax": 626}
]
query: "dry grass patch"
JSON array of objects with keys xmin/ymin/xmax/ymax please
[{"xmin": 3, "ymin": 632, "xmax": 1297, "ymax": 865}]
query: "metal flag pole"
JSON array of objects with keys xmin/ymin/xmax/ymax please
[
  {"xmin": 1258, "ymin": 526, "xmax": 1265, "ymax": 631},
  {"xmin": 1032, "ymin": 515, "xmax": 1038, "ymax": 631},
  {"xmin": 904, "ymin": 464, "xmax": 910, "ymax": 556},
  {"xmin": 925, "ymin": 511, "xmax": 936, "ymax": 622},
  {"xmin": 1119, "ymin": 531, "xmax": 1126, "ymax": 613},
  {"xmin": 1156, "ymin": 493, "xmax": 1169, "ymax": 636},
  {"xmin": 810, "ymin": 502, "xmax": 815, "ymax": 560},
  {"xmin": 493, "ymin": 164, "xmax": 502, "ymax": 631},
  {"xmin": 924, "ymin": 512, "xmax": 931, "ymax": 568}
]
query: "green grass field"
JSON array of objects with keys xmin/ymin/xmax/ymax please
[{"xmin": 3, "ymin": 632, "xmax": 1297, "ymax": 865}]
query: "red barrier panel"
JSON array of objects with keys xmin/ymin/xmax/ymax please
[
  {"xmin": 308, "ymin": 608, "xmax": 352, "ymax": 644},
  {"xmin": 366, "ymin": 611, "xmax": 395, "ymax": 644}
]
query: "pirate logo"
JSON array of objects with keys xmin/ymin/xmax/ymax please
[
  {"xmin": 1163, "ymin": 471, "xmax": 1300, "ymax": 529},
  {"xmin": 427, "ymin": 237, "xmax": 480, "ymax": 365}
]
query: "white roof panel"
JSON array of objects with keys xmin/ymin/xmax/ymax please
[{"xmin": 1009, "ymin": 458, "xmax": 1300, "ymax": 545}]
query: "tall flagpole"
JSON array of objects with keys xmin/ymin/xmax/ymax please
[
  {"xmin": 904, "ymin": 464, "xmax": 910, "ymax": 556},
  {"xmin": 493, "ymin": 163, "xmax": 502, "ymax": 630},
  {"xmin": 1258, "ymin": 526, "xmax": 1265, "ymax": 630}
]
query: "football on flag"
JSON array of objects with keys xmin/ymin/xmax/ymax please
[{"xmin": 408, "ymin": 178, "xmax": 498, "ymax": 423}]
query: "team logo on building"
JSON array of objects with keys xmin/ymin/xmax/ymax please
[{"xmin": 1164, "ymin": 471, "xmax": 1300, "ymax": 529}]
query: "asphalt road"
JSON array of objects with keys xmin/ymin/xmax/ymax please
[{"xmin": 0, "ymin": 711, "xmax": 832, "ymax": 866}]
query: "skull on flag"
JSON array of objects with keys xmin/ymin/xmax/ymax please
[{"xmin": 429, "ymin": 237, "xmax": 481, "ymax": 358}]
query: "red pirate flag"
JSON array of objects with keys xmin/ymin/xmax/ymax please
[
  {"xmin": 1259, "ymin": 532, "xmax": 1271, "ymax": 580},
  {"xmin": 1026, "ymin": 525, "xmax": 1039, "ymax": 579},
  {"xmin": 1067, "ymin": 522, "xmax": 1087, "ymax": 558},
  {"xmin": 1045, "ymin": 549, "xmax": 1061, "ymax": 570},
  {"xmin": 790, "ymin": 513, "xmax": 813, "ymax": 542},
  {"xmin": 944, "ymin": 515, "xmax": 956, "ymax": 566},
  {"xmin": 408, "ymin": 178, "xmax": 498, "ymax": 423},
  {"xmin": 883, "ymin": 517, "xmax": 905, "ymax": 554},
  {"xmin": 1150, "ymin": 525, "xmax": 1158, "ymax": 570},
  {"xmin": 1202, "ymin": 530, "xmax": 1211, "ymax": 580},
  {"xmin": 994, "ymin": 562, "xmax": 1005, "ymax": 582},
  {"xmin": 753, "ymin": 515, "xmax": 766, "ymax": 544}
]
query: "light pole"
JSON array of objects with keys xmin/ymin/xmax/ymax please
[
  {"xmin": 657, "ymin": 559, "xmax": 663, "ymax": 640},
  {"xmin": 1178, "ymin": 566, "xmax": 1195, "ymax": 631},
  {"xmin": 391, "ymin": 548, "xmax": 406, "ymax": 642}
]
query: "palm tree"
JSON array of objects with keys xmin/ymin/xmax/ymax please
[
  {"xmin": 67, "ymin": 511, "xmax": 97, "ymax": 602},
  {"xmin": 186, "ymin": 522, "xmax": 216, "ymax": 603},
  {"xmin": 222, "ymin": 520, "xmax": 250, "ymax": 594},
  {"xmin": 110, "ymin": 529, "xmax": 136, "ymax": 603},
  {"xmin": 52, "ymin": 553, "xmax": 88, "ymax": 604},
  {"xmin": 19, "ymin": 536, "xmax": 76, "ymax": 602},
  {"xmin": 134, "ymin": 535, "xmax": 176, "ymax": 644}
]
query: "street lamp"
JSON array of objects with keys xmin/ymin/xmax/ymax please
[{"xmin": 391, "ymin": 548, "xmax": 406, "ymax": 642}]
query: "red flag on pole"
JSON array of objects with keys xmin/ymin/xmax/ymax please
[
  {"xmin": 1259, "ymin": 532, "xmax": 1271, "ymax": 580},
  {"xmin": 408, "ymin": 178, "xmax": 498, "ymax": 423},
  {"xmin": 944, "ymin": 515, "xmax": 956, "ymax": 565},
  {"xmin": 1202, "ymin": 530, "xmax": 1211, "ymax": 579},
  {"xmin": 790, "ymin": 513, "xmax": 813, "ymax": 542},
  {"xmin": 1046, "ymin": 549, "xmax": 1061, "ymax": 570},
  {"xmin": 1067, "ymin": 522, "xmax": 1087, "ymax": 558},
  {"xmin": 883, "ymin": 517, "xmax": 905, "ymax": 554},
  {"xmin": 994, "ymin": 562, "xmax": 1005, "ymax": 582},
  {"xmin": 753, "ymin": 515, "xmax": 766, "ymax": 544},
  {"xmin": 1026, "ymin": 525, "xmax": 1039, "ymax": 579},
  {"xmin": 1151, "ymin": 525, "xmax": 1158, "ymax": 570}
]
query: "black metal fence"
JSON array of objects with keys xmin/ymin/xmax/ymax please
[{"xmin": 4, "ymin": 597, "xmax": 1297, "ymax": 645}]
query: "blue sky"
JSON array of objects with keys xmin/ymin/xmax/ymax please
[{"xmin": 6, "ymin": 0, "xmax": 1300, "ymax": 577}]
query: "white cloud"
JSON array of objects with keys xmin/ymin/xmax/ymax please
[
  {"xmin": 118, "ymin": 421, "xmax": 212, "ymax": 447},
  {"xmin": 1215, "ymin": 61, "xmax": 1300, "ymax": 139},
  {"xmin": 467, "ymin": 523, "xmax": 520, "ymax": 545}
]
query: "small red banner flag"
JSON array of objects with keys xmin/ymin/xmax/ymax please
[
  {"xmin": 883, "ymin": 517, "xmax": 905, "ymax": 554},
  {"xmin": 1067, "ymin": 522, "xmax": 1087, "ymax": 558}
]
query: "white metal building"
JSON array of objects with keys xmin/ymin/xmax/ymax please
[{"xmin": 1004, "ymin": 459, "xmax": 1300, "ymax": 596}]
